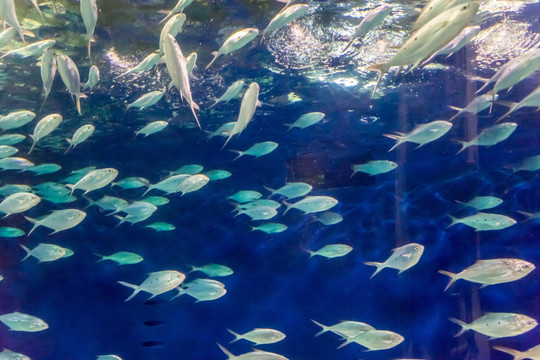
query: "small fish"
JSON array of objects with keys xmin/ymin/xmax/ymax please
[
  {"xmin": 205, "ymin": 169, "xmax": 232, "ymax": 181},
  {"xmin": 422, "ymin": 25, "xmax": 480, "ymax": 65},
  {"xmin": 0, "ymin": 27, "xmax": 19, "ymax": 49},
  {"xmin": 308, "ymin": 244, "xmax": 352, "ymax": 259},
  {"xmin": 342, "ymin": 4, "xmax": 392, "ymax": 52},
  {"xmin": 115, "ymin": 51, "xmax": 160, "ymax": 78},
  {"xmin": 0, "ymin": 134, "xmax": 25, "ymax": 145},
  {"xmin": 145, "ymin": 222, "xmax": 176, "ymax": 231},
  {"xmin": 365, "ymin": 243, "xmax": 424, "ymax": 278},
  {"xmin": 262, "ymin": 4, "xmax": 308, "ymax": 41},
  {"xmin": 83, "ymin": 65, "xmax": 100, "ymax": 90},
  {"xmin": 56, "ymin": 54, "xmax": 83, "ymax": 115},
  {"xmin": 170, "ymin": 164, "xmax": 204, "ymax": 175},
  {"xmin": 217, "ymin": 344, "xmax": 288, "ymax": 360},
  {"xmin": 189, "ymin": 263, "xmax": 233, "ymax": 277},
  {"xmin": 413, "ymin": 0, "xmax": 473, "ymax": 31},
  {"xmin": 235, "ymin": 205, "xmax": 278, "ymax": 221},
  {"xmin": 28, "ymin": 113, "xmax": 63, "ymax": 154},
  {"xmin": 285, "ymin": 112, "xmax": 325, "ymax": 131},
  {"xmin": 1, "ymin": 39, "xmax": 55, "ymax": 58},
  {"xmin": 251, "ymin": 222, "xmax": 287, "ymax": 234},
  {"xmin": 0, "ymin": 184, "xmax": 32, "ymax": 196},
  {"xmin": 265, "ymin": 182, "xmax": 312, "ymax": 199},
  {"xmin": 97, "ymin": 356, "xmax": 122, "ymax": 360},
  {"xmin": 230, "ymin": 141, "xmax": 278, "ymax": 160},
  {"xmin": 209, "ymin": 80, "xmax": 245, "ymax": 108},
  {"xmin": 385, "ymin": 120, "xmax": 452, "ymax": 151},
  {"xmin": 127, "ymin": 91, "xmax": 164, "ymax": 110},
  {"xmin": 135, "ymin": 121, "xmax": 168, "ymax": 137},
  {"xmin": 95, "ymin": 251, "xmax": 143, "ymax": 265},
  {"xmin": 492, "ymin": 344, "xmax": 540, "ymax": 360},
  {"xmin": 227, "ymin": 328, "xmax": 286, "ymax": 345},
  {"xmin": 112, "ymin": 177, "xmax": 150, "ymax": 189},
  {"xmin": 173, "ymin": 279, "xmax": 227, "ymax": 302},
  {"xmin": 0, "ymin": 0, "xmax": 28, "ymax": 43},
  {"xmin": 455, "ymin": 196, "xmax": 503, "ymax": 211},
  {"xmin": 39, "ymin": 48, "xmax": 56, "ymax": 111},
  {"xmin": 28, "ymin": 164, "xmax": 62, "ymax": 175},
  {"xmin": 0, "ymin": 157, "xmax": 34, "ymax": 171},
  {"xmin": 448, "ymin": 92, "xmax": 498, "ymax": 121},
  {"xmin": 511, "ymin": 155, "xmax": 540, "ymax": 173},
  {"xmin": 118, "ymin": 270, "xmax": 186, "ymax": 301},
  {"xmin": 455, "ymin": 122, "xmax": 517, "ymax": 154},
  {"xmin": 176, "ymin": 174, "xmax": 209, "ymax": 195},
  {"xmin": 185, "ymin": 51, "xmax": 197, "ymax": 75},
  {"xmin": 0, "ymin": 192, "xmax": 40, "ymax": 217},
  {"xmin": 311, "ymin": 319, "xmax": 375, "ymax": 338},
  {"xmin": 20, "ymin": 243, "xmax": 66, "ymax": 262},
  {"xmin": 283, "ymin": 196, "xmax": 338, "ymax": 214},
  {"xmin": 80, "ymin": 0, "xmax": 98, "ymax": 60},
  {"xmin": 25, "ymin": 209, "xmax": 86, "ymax": 235},
  {"xmin": 448, "ymin": 212, "xmax": 516, "ymax": 231},
  {"xmin": 0, "ymin": 349, "xmax": 30, "ymax": 360},
  {"xmin": 110, "ymin": 201, "xmax": 157, "ymax": 219},
  {"xmin": 143, "ymin": 174, "xmax": 190, "ymax": 196},
  {"xmin": 206, "ymin": 122, "xmax": 236, "ymax": 139},
  {"xmin": 0, "ymin": 145, "xmax": 17, "ymax": 159},
  {"xmin": 84, "ymin": 195, "xmax": 128, "ymax": 211},
  {"xmin": 450, "ymin": 313, "xmax": 537, "ymax": 339},
  {"xmin": 160, "ymin": 0, "xmax": 194, "ymax": 24},
  {"xmin": 338, "ymin": 329, "xmax": 404, "ymax": 350},
  {"xmin": 67, "ymin": 168, "xmax": 119, "ymax": 195},
  {"xmin": 159, "ymin": 13, "xmax": 186, "ymax": 55},
  {"xmin": 141, "ymin": 341, "xmax": 164, "ymax": 348},
  {"xmin": 238, "ymin": 199, "xmax": 280, "ymax": 211},
  {"xmin": 497, "ymin": 84, "xmax": 540, "ymax": 121},
  {"xmin": 66, "ymin": 124, "xmax": 95, "ymax": 153},
  {"xmin": 439, "ymin": 258, "xmax": 535, "ymax": 291},
  {"xmin": 144, "ymin": 320, "xmax": 167, "ymax": 327},
  {"xmin": 351, "ymin": 160, "xmax": 397, "ymax": 177},
  {"xmin": 222, "ymin": 82, "xmax": 261, "ymax": 148},
  {"xmin": 227, "ymin": 190, "xmax": 262, "ymax": 203},
  {"xmin": 313, "ymin": 212, "xmax": 343, "ymax": 226},
  {"xmin": 0, "ymin": 110, "xmax": 36, "ymax": 131},
  {"xmin": 0, "ymin": 312, "xmax": 48, "ymax": 332},
  {"xmin": 0, "ymin": 227, "xmax": 25, "ymax": 237},
  {"xmin": 141, "ymin": 196, "xmax": 170, "ymax": 206},
  {"xmin": 205, "ymin": 28, "xmax": 259, "ymax": 69}
]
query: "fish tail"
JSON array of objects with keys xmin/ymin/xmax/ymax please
[
  {"xmin": 64, "ymin": 139, "xmax": 73, "ymax": 154},
  {"xmin": 117, "ymin": 281, "xmax": 140, "ymax": 301},
  {"xmin": 492, "ymin": 346, "xmax": 525, "ymax": 360},
  {"xmin": 66, "ymin": 184, "xmax": 75, "ymax": 196},
  {"xmin": 20, "ymin": 244, "xmax": 32, "ymax": 261},
  {"xmin": 76, "ymin": 95, "xmax": 82, "ymax": 115},
  {"xmin": 87, "ymin": 39, "xmax": 92, "ymax": 63},
  {"xmin": 366, "ymin": 63, "xmax": 385, "ymax": 98},
  {"xmin": 229, "ymin": 150, "xmax": 243, "ymax": 161},
  {"xmin": 159, "ymin": 13, "xmax": 172, "ymax": 25},
  {"xmin": 263, "ymin": 186, "xmax": 276, "ymax": 198},
  {"xmin": 364, "ymin": 261, "xmax": 384, "ymax": 279},
  {"xmin": 141, "ymin": 186, "xmax": 153, "ymax": 197},
  {"xmin": 114, "ymin": 215, "xmax": 126, "ymax": 227},
  {"xmin": 337, "ymin": 338, "xmax": 352, "ymax": 349},
  {"xmin": 517, "ymin": 210, "xmax": 534, "ymax": 223},
  {"xmin": 189, "ymin": 101, "xmax": 201, "ymax": 129},
  {"xmin": 39, "ymin": 94, "xmax": 49, "ymax": 113},
  {"xmin": 282, "ymin": 200, "xmax": 292, "ymax": 215},
  {"xmin": 495, "ymin": 101, "xmax": 518, "ymax": 122},
  {"xmin": 93, "ymin": 253, "xmax": 105, "ymax": 262},
  {"xmin": 311, "ymin": 319, "xmax": 330, "ymax": 336},
  {"xmin": 221, "ymin": 135, "xmax": 232, "ymax": 150},
  {"xmin": 383, "ymin": 133, "xmax": 403, "ymax": 152},
  {"xmin": 446, "ymin": 214, "xmax": 459, "ymax": 228},
  {"xmin": 170, "ymin": 287, "xmax": 185, "ymax": 300},
  {"xmin": 226, "ymin": 329, "xmax": 242, "ymax": 343},
  {"xmin": 27, "ymin": 136, "xmax": 37, "ymax": 155},
  {"xmin": 24, "ymin": 216, "xmax": 39, "ymax": 235},
  {"xmin": 449, "ymin": 318, "xmax": 469, "ymax": 337},
  {"xmin": 438, "ymin": 270, "xmax": 458, "ymax": 291},
  {"xmin": 217, "ymin": 343, "xmax": 235, "ymax": 359},
  {"xmin": 205, "ymin": 52, "xmax": 219, "ymax": 70},
  {"xmin": 455, "ymin": 140, "xmax": 469, "ymax": 155}
]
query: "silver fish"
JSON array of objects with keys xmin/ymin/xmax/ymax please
[
  {"xmin": 67, "ymin": 168, "xmax": 119, "ymax": 195},
  {"xmin": 118, "ymin": 270, "xmax": 186, "ymax": 301},
  {"xmin": 342, "ymin": 4, "xmax": 392, "ymax": 52},
  {"xmin": 115, "ymin": 51, "xmax": 160, "ymax": 78},
  {"xmin": 25, "ymin": 209, "xmax": 86, "ymax": 235},
  {"xmin": 209, "ymin": 80, "xmax": 244, "ymax": 108},
  {"xmin": 493, "ymin": 344, "xmax": 540, "ymax": 360},
  {"xmin": 0, "ymin": 312, "xmax": 48, "ymax": 332},
  {"xmin": 0, "ymin": 192, "xmax": 40, "ymax": 217},
  {"xmin": 28, "ymin": 113, "xmax": 63, "ymax": 154},
  {"xmin": 136, "ymin": 121, "xmax": 168, "ymax": 137},
  {"xmin": 160, "ymin": 0, "xmax": 194, "ymax": 24},
  {"xmin": 39, "ymin": 48, "xmax": 56, "ymax": 111},
  {"xmin": 56, "ymin": 54, "xmax": 83, "ymax": 115},
  {"xmin": 0, "ymin": 39, "xmax": 55, "ymax": 58},
  {"xmin": 206, "ymin": 28, "xmax": 259, "ymax": 69},
  {"xmin": 66, "ymin": 124, "xmax": 95, "ymax": 153},
  {"xmin": 455, "ymin": 122, "xmax": 517, "ymax": 154},
  {"xmin": 385, "ymin": 120, "xmax": 452, "ymax": 151},
  {"xmin": 83, "ymin": 65, "xmax": 100, "ymax": 90},
  {"xmin": 127, "ymin": 90, "xmax": 164, "ymax": 110},
  {"xmin": 80, "ymin": 0, "xmax": 98, "ymax": 60},
  {"xmin": 227, "ymin": 328, "xmax": 286, "ymax": 345},
  {"xmin": 222, "ymin": 82, "xmax": 260, "ymax": 148},
  {"xmin": 20, "ymin": 243, "xmax": 66, "ymax": 262},
  {"xmin": 365, "ymin": 243, "xmax": 424, "ymax": 278},
  {"xmin": 262, "ymin": 4, "xmax": 308, "ymax": 41},
  {"xmin": 159, "ymin": 13, "xmax": 186, "ymax": 55},
  {"xmin": 450, "ymin": 313, "xmax": 537, "ymax": 339}
]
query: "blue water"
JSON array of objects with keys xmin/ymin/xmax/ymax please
[{"xmin": 0, "ymin": 0, "xmax": 540, "ymax": 359}]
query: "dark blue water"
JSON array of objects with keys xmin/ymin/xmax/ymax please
[{"xmin": 0, "ymin": 0, "xmax": 540, "ymax": 359}]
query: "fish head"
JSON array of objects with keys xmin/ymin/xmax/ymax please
[{"xmin": 517, "ymin": 315, "xmax": 538, "ymax": 332}]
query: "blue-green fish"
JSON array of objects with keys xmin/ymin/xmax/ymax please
[
  {"xmin": 230, "ymin": 141, "xmax": 278, "ymax": 160},
  {"xmin": 28, "ymin": 163, "xmax": 62, "ymax": 175},
  {"xmin": 285, "ymin": 112, "xmax": 324, "ymax": 131},
  {"xmin": 97, "ymin": 355, "xmax": 122, "ymax": 360},
  {"xmin": 135, "ymin": 120, "xmax": 168, "ymax": 137},
  {"xmin": 265, "ymin": 182, "xmax": 312, "ymax": 199},
  {"xmin": 238, "ymin": 199, "xmax": 280, "ymax": 210},
  {"xmin": 0, "ymin": 157, "xmax": 34, "ymax": 171},
  {"xmin": 95, "ymin": 251, "xmax": 143, "ymax": 265},
  {"xmin": 385, "ymin": 120, "xmax": 452, "ymax": 151},
  {"xmin": 308, "ymin": 244, "xmax": 352, "ymax": 259},
  {"xmin": 511, "ymin": 155, "xmax": 540, "ymax": 173},
  {"xmin": 342, "ymin": 4, "xmax": 392, "ymax": 52},
  {"xmin": 0, "ymin": 184, "xmax": 32, "ymax": 196},
  {"xmin": 0, "ymin": 134, "xmax": 25, "ymax": 145},
  {"xmin": 112, "ymin": 177, "xmax": 150, "ymax": 189},
  {"xmin": 262, "ymin": 3, "xmax": 308, "ymax": 40},
  {"xmin": 497, "ymin": 84, "xmax": 540, "ymax": 121},
  {"xmin": 84, "ymin": 195, "xmax": 129, "ymax": 211},
  {"xmin": 456, "ymin": 196, "xmax": 503, "ymax": 211},
  {"xmin": 0, "ymin": 227, "xmax": 25, "ymax": 237},
  {"xmin": 365, "ymin": 243, "xmax": 424, "ymax": 278},
  {"xmin": 189, "ymin": 263, "xmax": 233, "ymax": 277},
  {"xmin": 118, "ymin": 270, "xmax": 186, "ymax": 301},
  {"xmin": 209, "ymin": 80, "xmax": 245, "ymax": 108},
  {"xmin": 251, "ymin": 223, "xmax": 287, "ymax": 234},
  {"xmin": 0, "ymin": 145, "xmax": 17, "ymax": 158},
  {"xmin": 0, "ymin": 312, "xmax": 48, "ymax": 332},
  {"xmin": 227, "ymin": 190, "xmax": 262, "ymax": 203},
  {"xmin": 170, "ymin": 164, "xmax": 203, "ymax": 175},
  {"xmin": 0, "ymin": 110, "xmax": 36, "ymax": 131},
  {"xmin": 204, "ymin": 169, "xmax": 232, "ymax": 181},
  {"xmin": 448, "ymin": 212, "xmax": 516, "ymax": 231},
  {"xmin": 456, "ymin": 122, "xmax": 517, "ymax": 154},
  {"xmin": 283, "ymin": 195, "xmax": 338, "ymax": 214},
  {"xmin": 351, "ymin": 160, "xmax": 397, "ymax": 177},
  {"xmin": 206, "ymin": 28, "xmax": 259, "ymax": 69},
  {"xmin": 206, "ymin": 122, "xmax": 236, "ymax": 139},
  {"xmin": 313, "ymin": 212, "xmax": 343, "ymax": 226},
  {"xmin": 450, "ymin": 313, "xmax": 537, "ymax": 339},
  {"xmin": 127, "ymin": 90, "xmax": 164, "ymax": 110},
  {"xmin": 141, "ymin": 196, "xmax": 170, "ymax": 206},
  {"xmin": 146, "ymin": 222, "xmax": 176, "ymax": 231}
]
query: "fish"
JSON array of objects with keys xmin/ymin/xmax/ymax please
[
  {"xmin": 143, "ymin": 174, "xmax": 190, "ymax": 196},
  {"xmin": 227, "ymin": 328, "xmax": 286, "ymax": 345},
  {"xmin": 0, "ymin": 184, "xmax": 32, "ymax": 196},
  {"xmin": 338, "ymin": 329, "xmax": 404, "ymax": 350},
  {"xmin": 238, "ymin": 199, "xmax": 280, "ymax": 211},
  {"xmin": 159, "ymin": 13, "xmax": 186, "ymax": 55},
  {"xmin": 170, "ymin": 164, "xmax": 204, "ymax": 175},
  {"xmin": 206, "ymin": 28, "xmax": 259, "ymax": 69},
  {"xmin": 448, "ymin": 92, "xmax": 497, "ymax": 121},
  {"xmin": 127, "ymin": 91, "xmax": 165, "ymax": 110},
  {"xmin": 0, "ymin": 157, "xmax": 34, "ymax": 171},
  {"xmin": 56, "ymin": 54, "xmax": 83, "ymax": 115},
  {"xmin": 265, "ymin": 182, "xmax": 312, "ymax": 199},
  {"xmin": 421, "ymin": 25, "xmax": 480, "ymax": 65},
  {"xmin": 0, "ymin": 0, "xmax": 27, "ymax": 42},
  {"xmin": 209, "ymin": 80, "xmax": 245, "ymax": 108},
  {"xmin": 283, "ymin": 195, "xmax": 338, "ymax": 214},
  {"xmin": 28, "ymin": 164, "xmax": 61, "ymax": 175},
  {"xmin": 0, "ymin": 192, "xmax": 40, "ymax": 217},
  {"xmin": 66, "ymin": 124, "xmax": 95, "ymax": 153},
  {"xmin": 384, "ymin": 120, "xmax": 452, "ymax": 151},
  {"xmin": 80, "ymin": 0, "xmax": 98, "ymax": 60},
  {"xmin": 0, "ymin": 144, "xmax": 17, "ymax": 158},
  {"xmin": 173, "ymin": 279, "xmax": 227, "ymax": 302},
  {"xmin": 189, "ymin": 263, "xmax": 233, "ymax": 277},
  {"xmin": 207, "ymin": 121, "xmax": 235, "ymax": 139},
  {"xmin": 118, "ymin": 270, "xmax": 186, "ymax": 301},
  {"xmin": 368, "ymin": 2, "xmax": 479, "ymax": 95},
  {"xmin": 342, "ymin": 4, "xmax": 392, "ymax": 52},
  {"xmin": 111, "ymin": 177, "xmax": 150, "ymax": 189},
  {"xmin": 492, "ymin": 344, "xmax": 540, "ymax": 360},
  {"xmin": 450, "ymin": 313, "xmax": 537, "ymax": 339},
  {"xmin": 262, "ymin": 4, "xmax": 308, "ymax": 41},
  {"xmin": 0, "ymin": 27, "xmax": 18, "ymax": 49},
  {"xmin": 227, "ymin": 190, "xmax": 262, "ymax": 203},
  {"xmin": 115, "ymin": 51, "xmax": 161, "ymax": 78},
  {"xmin": 185, "ymin": 51, "xmax": 197, "ymax": 75},
  {"xmin": 20, "ymin": 243, "xmax": 66, "ymax": 262},
  {"xmin": 97, "ymin": 356, "xmax": 122, "ymax": 360},
  {"xmin": 84, "ymin": 195, "xmax": 129, "ymax": 211},
  {"xmin": 217, "ymin": 344, "xmax": 288, "ymax": 360},
  {"xmin": 141, "ymin": 196, "xmax": 170, "ymax": 206},
  {"xmin": 83, "ymin": 65, "xmax": 100, "ymax": 90},
  {"xmin": 163, "ymin": 34, "xmax": 200, "ymax": 127},
  {"xmin": 412, "ymin": 0, "xmax": 473, "ymax": 32},
  {"xmin": 497, "ymin": 84, "xmax": 540, "ymax": 121},
  {"xmin": 230, "ymin": 141, "xmax": 278, "ymax": 160},
  {"xmin": 67, "ymin": 168, "xmax": 119, "ymax": 195},
  {"xmin": 222, "ymin": 82, "xmax": 261, "ymax": 148},
  {"xmin": 0, "ymin": 110, "xmax": 36, "ymax": 131},
  {"xmin": 0, "ymin": 312, "xmax": 48, "ymax": 332},
  {"xmin": 455, "ymin": 196, "xmax": 503, "ymax": 211},
  {"xmin": 205, "ymin": 169, "xmax": 232, "ymax": 181},
  {"xmin": 145, "ymin": 222, "xmax": 176, "ymax": 231},
  {"xmin": 95, "ymin": 251, "xmax": 144, "ymax": 265},
  {"xmin": 234, "ymin": 205, "xmax": 278, "ymax": 221},
  {"xmin": 28, "ymin": 113, "xmax": 63, "ymax": 154},
  {"xmin": 511, "ymin": 155, "xmax": 540, "ymax": 173},
  {"xmin": 111, "ymin": 201, "xmax": 157, "ymax": 225},
  {"xmin": 160, "ymin": 0, "xmax": 195, "ymax": 24},
  {"xmin": 351, "ymin": 160, "xmax": 397, "ymax": 177},
  {"xmin": 455, "ymin": 122, "xmax": 517, "ymax": 154},
  {"xmin": 439, "ymin": 258, "xmax": 535, "ymax": 291},
  {"xmin": 0, "ymin": 39, "xmax": 55, "ymax": 58},
  {"xmin": 0, "ymin": 134, "xmax": 25, "ymax": 145},
  {"xmin": 365, "ymin": 243, "xmax": 424, "ymax": 278},
  {"xmin": 0, "ymin": 349, "xmax": 31, "ymax": 360},
  {"xmin": 176, "ymin": 174, "xmax": 209, "ymax": 195},
  {"xmin": 251, "ymin": 223, "xmax": 288, "ymax": 234},
  {"xmin": 25, "ymin": 209, "xmax": 87, "ymax": 235},
  {"xmin": 0, "ymin": 227, "xmax": 25, "ymax": 237},
  {"xmin": 285, "ymin": 112, "xmax": 325, "ymax": 131},
  {"xmin": 313, "ymin": 212, "xmax": 343, "ymax": 226},
  {"xmin": 307, "ymin": 244, "xmax": 352, "ymax": 259},
  {"xmin": 39, "ymin": 48, "xmax": 56, "ymax": 111},
  {"xmin": 311, "ymin": 319, "xmax": 375, "ymax": 338}
]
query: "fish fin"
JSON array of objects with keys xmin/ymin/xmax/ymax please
[
  {"xmin": 383, "ymin": 133, "xmax": 403, "ymax": 152},
  {"xmin": 170, "ymin": 287, "xmax": 185, "ymax": 300},
  {"xmin": 24, "ymin": 216, "xmax": 39, "ymax": 235},
  {"xmin": 311, "ymin": 319, "xmax": 329, "ymax": 336},
  {"xmin": 366, "ymin": 63, "xmax": 386, "ymax": 98},
  {"xmin": 217, "ymin": 343, "xmax": 235, "ymax": 358},
  {"xmin": 479, "ymin": 283, "xmax": 489, "ymax": 289},
  {"xmin": 114, "ymin": 215, "xmax": 126, "ymax": 227},
  {"xmin": 27, "ymin": 136, "xmax": 37, "ymax": 155},
  {"xmin": 229, "ymin": 149, "xmax": 243, "ymax": 161},
  {"xmin": 189, "ymin": 102, "xmax": 201, "ymax": 129},
  {"xmin": 117, "ymin": 281, "xmax": 140, "ymax": 301},
  {"xmin": 364, "ymin": 261, "xmax": 383, "ymax": 279},
  {"xmin": 454, "ymin": 140, "xmax": 469, "ymax": 155},
  {"xmin": 517, "ymin": 210, "xmax": 534, "ymax": 222},
  {"xmin": 93, "ymin": 253, "xmax": 105, "ymax": 262},
  {"xmin": 438, "ymin": 270, "xmax": 458, "ymax": 291},
  {"xmin": 205, "ymin": 52, "xmax": 220, "ymax": 70},
  {"xmin": 306, "ymin": 249, "xmax": 316, "ymax": 259},
  {"xmin": 263, "ymin": 186, "xmax": 276, "ymax": 197},
  {"xmin": 282, "ymin": 200, "xmax": 292, "ymax": 215},
  {"xmin": 449, "ymin": 318, "xmax": 469, "ymax": 337},
  {"xmin": 492, "ymin": 346, "xmax": 525, "ymax": 360},
  {"xmin": 20, "ymin": 244, "xmax": 32, "ymax": 261},
  {"xmin": 226, "ymin": 329, "xmax": 242, "ymax": 343},
  {"xmin": 495, "ymin": 101, "xmax": 518, "ymax": 122},
  {"xmin": 337, "ymin": 338, "xmax": 352, "ymax": 349},
  {"xmin": 76, "ymin": 95, "xmax": 82, "ymax": 115},
  {"xmin": 65, "ymin": 184, "xmax": 75, "ymax": 196},
  {"xmin": 448, "ymin": 105, "xmax": 463, "ymax": 115},
  {"xmin": 141, "ymin": 185, "xmax": 153, "ymax": 197},
  {"xmin": 446, "ymin": 214, "xmax": 459, "ymax": 228}
]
